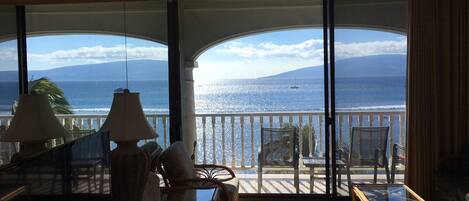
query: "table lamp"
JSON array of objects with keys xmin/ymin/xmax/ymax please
[
  {"xmin": 1, "ymin": 93, "xmax": 71, "ymax": 162},
  {"xmin": 102, "ymin": 89, "xmax": 157, "ymax": 201}
]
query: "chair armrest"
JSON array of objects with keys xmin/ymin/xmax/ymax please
[
  {"xmin": 393, "ymin": 144, "xmax": 406, "ymax": 151},
  {"xmin": 194, "ymin": 164, "xmax": 236, "ymax": 182},
  {"xmin": 392, "ymin": 144, "xmax": 406, "ymax": 159},
  {"xmin": 163, "ymin": 178, "xmax": 229, "ymax": 201}
]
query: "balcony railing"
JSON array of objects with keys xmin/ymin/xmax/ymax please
[{"xmin": 0, "ymin": 110, "xmax": 406, "ymax": 168}]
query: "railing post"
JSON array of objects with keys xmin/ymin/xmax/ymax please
[
  {"xmin": 202, "ymin": 116, "xmax": 207, "ymax": 164},
  {"xmin": 319, "ymin": 115, "xmax": 324, "ymax": 156},
  {"xmin": 399, "ymin": 113, "xmax": 405, "ymax": 146},
  {"xmin": 298, "ymin": 114, "xmax": 303, "ymax": 163},
  {"xmin": 153, "ymin": 116, "xmax": 158, "ymax": 137},
  {"xmin": 348, "ymin": 114, "xmax": 353, "ymax": 140},
  {"xmin": 369, "ymin": 113, "xmax": 374, "ymax": 127},
  {"xmin": 221, "ymin": 116, "xmax": 226, "ymax": 165},
  {"xmin": 308, "ymin": 114, "xmax": 313, "ymax": 157},
  {"xmin": 97, "ymin": 118, "xmax": 103, "ymax": 129},
  {"xmin": 378, "ymin": 113, "xmax": 383, "ymax": 127},
  {"xmin": 240, "ymin": 116, "xmax": 245, "ymax": 168},
  {"xmin": 250, "ymin": 115, "xmax": 255, "ymax": 168},
  {"xmin": 163, "ymin": 116, "xmax": 167, "ymax": 148},
  {"xmin": 389, "ymin": 113, "xmax": 394, "ymax": 153},
  {"xmin": 339, "ymin": 114, "xmax": 343, "ymax": 148},
  {"xmin": 80, "ymin": 118, "xmax": 84, "ymax": 129},
  {"xmin": 359, "ymin": 114, "xmax": 364, "ymax": 127},
  {"xmin": 231, "ymin": 116, "xmax": 236, "ymax": 168},
  {"xmin": 269, "ymin": 116, "xmax": 273, "ymax": 128},
  {"xmin": 88, "ymin": 118, "xmax": 92, "ymax": 130},
  {"xmin": 212, "ymin": 116, "xmax": 216, "ymax": 164}
]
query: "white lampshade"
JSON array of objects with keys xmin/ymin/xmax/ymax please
[
  {"xmin": 103, "ymin": 90, "xmax": 157, "ymax": 141},
  {"xmin": 1, "ymin": 94, "xmax": 70, "ymax": 142}
]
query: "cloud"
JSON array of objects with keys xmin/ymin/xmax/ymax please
[
  {"xmin": 0, "ymin": 47, "xmax": 18, "ymax": 70},
  {"xmin": 28, "ymin": 45, "xmax": 167, "ymax": 69},
  {"xmin": 335, "ymin": 40, "xmax": 407, "ymax": 59},
  {"xmin": 217, "ymin": 38, "xmax": 407, "ymax": 60},
  {"xmin": 219, "ymin": 39, "xmax": 324, "ymax": 59}
]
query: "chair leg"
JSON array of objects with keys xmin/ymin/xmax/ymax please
[
  {"xmin": 99, "ymin": 165, "xmax": 105, "ymax": 194},
  {"xmin": 338, "ymin": 165, "xmax": 342, "ymax": 188},
  {"xmin": 346, "ymin": 166, "xmax": 352, "ymax": 196},
  {"xmin": 385, "ymin": 159, "xmax": 391, "ymax": 184},
  {"xmin": 391, "ymin": 159, "xmax": 396, "ymax": 184},
  {"xmin": 87, "ymin": 167, "xmax": 91, "ymax": 193},
  {"xmin": 310, "ymin": 167, "xmax": 314, "ymax": 193},
  {"xmin": 93, "ymin": 166, "xmax": 97, "ymax": 190},
  {"xmin": 258, "ymin": 166, "xmax": 262, "ymax": 193},
  {"xmin": 373, "ymin": 164, "xmax": 378, "ymax": 184},
  {"xmin": 294, "ymin": 166, "xmax": 299, "ymax": 194}
]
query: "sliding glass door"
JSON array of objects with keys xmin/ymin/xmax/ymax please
[{"xmin": 331, "ymin": 0, "xmax": 408, "ymax": 196}]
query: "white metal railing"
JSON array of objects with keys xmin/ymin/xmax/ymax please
[
  {"xmin": 194, "ymin": 110, "xmax": 406, "ymax": 168},
  {"xmin": 0, "ymin": 110, "xmax": 406, "ymax": 168}
]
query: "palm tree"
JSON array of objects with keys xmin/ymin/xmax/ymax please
[
  {"xmin": 28, "ymin": 77, "xmax": 73, "ymax": 114},
  {"xmin": 10, "ymin": 77, "xmax": 74, "ymax": 133}
]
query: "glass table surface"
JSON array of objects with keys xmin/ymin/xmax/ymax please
[{"xmin": 356, "ymin": 184, "xmax": 421, "ymax": 201}]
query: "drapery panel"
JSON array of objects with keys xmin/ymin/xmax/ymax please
[{"xmin": 406, "ymin": 0, "xmax": 469, "ymax": 200}]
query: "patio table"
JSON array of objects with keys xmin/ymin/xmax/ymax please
[{"xmin": 303, "ymin": 157, "xmax": 346, "ymax": 193}]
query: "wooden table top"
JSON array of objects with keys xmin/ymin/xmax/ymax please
[{"xmin": 0, "ymin": 184, "xmax": 27, "ymax": 201}]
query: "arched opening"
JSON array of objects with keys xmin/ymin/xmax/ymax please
[
  {"xmin": 193, "ymin": 28, "xmax": 407, "ymax": 194},
  {"xmin": 0, "ymin": 34, "xmax": 170, "ymax": 146}
]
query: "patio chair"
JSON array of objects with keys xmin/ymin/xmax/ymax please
[
  {"xmin": 258, "ymin": 127, "xmax": 299, "ymax": 193},
  {"xmin": 156, "ymin": 141, "xmax": 238, "ymax": 201},
  {"xmin": 340, "ymin": 127, "xmax": 391, "ymax": 193}
]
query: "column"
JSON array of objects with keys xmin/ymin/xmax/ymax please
[{"xmin": 182, "ymin": 60, "xmax": 197, "ymax": 158}]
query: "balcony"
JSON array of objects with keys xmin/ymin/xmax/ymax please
[{"xmin": 0, "ymin": 110, "xmax": 406, "ymax": 195}]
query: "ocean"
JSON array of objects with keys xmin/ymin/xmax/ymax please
[{"xmin": 0, "ymin": 77, "xmax": 405, "ymax": 114}]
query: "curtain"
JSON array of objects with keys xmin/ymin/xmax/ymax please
[{"xmin": 406, "ymin": 0, "xmax": 469, "ymax": 200}]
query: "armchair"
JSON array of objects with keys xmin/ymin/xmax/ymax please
[{"xmin": 156, "ymin": 142, "xmax": 238, "ymax": 201}]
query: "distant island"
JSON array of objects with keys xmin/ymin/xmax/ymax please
[
  {"xmin": 261, "ymin": 54, "xmax": 406, "ymax": 79},
  {"xmin": 0, "ymin": 60, "xmax": 168, "ymax": 82},
  {"xmin": 0, "ymin": 54, "xmax": 406, "ymax": 82}
]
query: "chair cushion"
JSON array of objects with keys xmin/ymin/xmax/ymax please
[
  {"xmin": 142, "ymin": 172, "xmax": 161, "ymax": 201},
  {"xmin": 160, "ymin": 141, "xmax": 196, "ymax": 184},
  {"xmin": 217, "ymin": 178, "xmax": 239, "ymax": 201}
]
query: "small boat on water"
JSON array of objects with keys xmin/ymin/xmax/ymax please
[{"xmin": 290, "ymin": 78, "xmax": 299, "ymax": 89}]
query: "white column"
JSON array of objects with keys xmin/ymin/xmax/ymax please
[{"xmin": 182, "ymin": 60, "xmax": 197, "ymax": 158}]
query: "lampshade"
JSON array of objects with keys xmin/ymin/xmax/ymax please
[
  {"xmin": 1, "ymin": 94, "xmax": 70, "ymax": 142},
  {"xmin": 103, "ymin": 90, "xmax": 157, "ymax": 141}
]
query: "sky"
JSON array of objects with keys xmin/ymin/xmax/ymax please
[{"xmin": 0, "ymin": 29, "xmax": 406, "ymax": 80}]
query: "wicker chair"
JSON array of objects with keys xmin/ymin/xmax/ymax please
[
  {"xmin": 258, "ymin": 127, "xmax": 299, "ymax": 193},
  {"xmin": 340, "ymin": 127, "xmax": 391, "ymax": 193},
  {"xmin": 156, "ymin": 142, "xmax": 238, "ymax": 201}
]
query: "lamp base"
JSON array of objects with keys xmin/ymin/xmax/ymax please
[{"xmin": 111, "ymin": 141, "xmax": 149, "ymax": 201}]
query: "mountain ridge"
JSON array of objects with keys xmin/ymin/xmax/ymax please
[
  {"xmin": 0, "ymin": 54, "xmax": 406, "ymax": 82},
  {"xmin": 261, "ymin": 54, "xmax": 406, "ymax": 79}
]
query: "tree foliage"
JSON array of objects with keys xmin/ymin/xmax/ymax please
[{"xmin": 29, "ymin": 77, "xmax": 73, "ymax": 114}]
